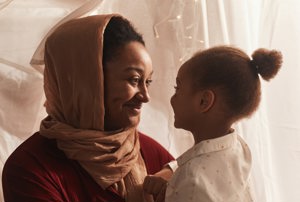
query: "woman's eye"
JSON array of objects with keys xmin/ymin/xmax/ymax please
[
  {"xmin": 146, "ymin": 79, "xmax": 152, "ymax": 87},
  {"xmin": 129, "ymin": 77, "xmax": 140, "ymax": 85}
]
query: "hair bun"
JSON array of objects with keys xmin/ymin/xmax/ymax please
[{"xmin": 251, "ymin": 48, "xmax": 283, "ymax": 81}]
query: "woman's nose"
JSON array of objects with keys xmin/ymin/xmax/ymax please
[{"xmin": 136, "ymin": 85, "xmax": 150, "ymax": 103}]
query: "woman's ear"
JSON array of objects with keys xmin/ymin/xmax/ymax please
[{"xmin": 198, "ymin": 90, "xmax": 215, "ymax": 113}]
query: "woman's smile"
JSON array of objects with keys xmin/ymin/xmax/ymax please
[{"xmin": 124, "ymin": 102, "xmax": 142, "ymax": 115}]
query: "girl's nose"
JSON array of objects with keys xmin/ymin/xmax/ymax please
[{"xmin": 170, "ymin": 94, "xmax": 175, "ymax": 108}]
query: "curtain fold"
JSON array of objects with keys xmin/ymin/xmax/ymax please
[
  {"xmin": 0, "ymin": 0, "xmax": 299, "ymax": 201},
  {"xmin": 0, "ymin": 0, "xmax": 13, "ymax": 11}
]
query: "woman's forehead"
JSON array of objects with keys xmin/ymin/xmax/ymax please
[
  {"xmin": 123, "ymin": 66, "xmax": 154, "ymax": 75},
  {"xmin": 105, "ymin": 42, "xmax": 153, "ymax": 75}
]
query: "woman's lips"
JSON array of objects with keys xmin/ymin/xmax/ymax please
[{"xmin": 125, "ymin": 103, "xmax": 142, "ymax": 115}]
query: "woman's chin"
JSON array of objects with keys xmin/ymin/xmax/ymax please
[{"xmin": 127, "ymin": 116, "xmax": 140, "ymax": 128}]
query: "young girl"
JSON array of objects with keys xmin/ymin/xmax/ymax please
[{"xmin": 143, "ymin": 45, "xmax": 282, "ymax": 202}]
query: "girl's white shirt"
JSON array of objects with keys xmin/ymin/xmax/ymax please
[{"xmin": 165, "ymin": 132, "xmax": 254, "ymax": 202}]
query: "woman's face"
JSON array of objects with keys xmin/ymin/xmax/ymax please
[{"xmin": 104, "ymin": 41, "xmax": 153, "ymax": 131}]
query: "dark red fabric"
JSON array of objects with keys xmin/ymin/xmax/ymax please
[{"xmin": 2, "ymin": 132, "xmax": 174, "ymax": 202}]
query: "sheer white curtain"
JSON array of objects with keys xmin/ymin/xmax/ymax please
[{"xmin": 0, "ymin": 0, "xmax": 299, "ymax": 201}]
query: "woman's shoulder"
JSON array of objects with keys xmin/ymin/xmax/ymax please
[
  {"xmin": 2, "ymin": 132, "xmax": 71, "ymax": 179},
  {"xmin": 138, "ymin": 131, "xmax": 168, "ymax": 153},
  {"xmin": 138, "ymin": 131, "xmax": 158, "ymax": 144},
  {"xmin": 2, "ymin": 133, "xmax": 103, "ymax": 201},
  {"xmin": 4, "ymin": 132, "xmax": 64, "ymax": 163},
  {"xmin": 138, "ymin": 131, "xmax": 174, "ymax": 174}
]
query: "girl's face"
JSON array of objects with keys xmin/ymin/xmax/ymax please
[
  {"xmin": 170, "ymin": 62, "xmax": 197, "ymax": 131},
  {"xmin": 104, "ymin": 41, "xmax": 153, "ymax": 131}
]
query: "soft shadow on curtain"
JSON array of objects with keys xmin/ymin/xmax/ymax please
[{"xmin": 0, "ymin": 0, "xmax": 299, "ymax": 202}]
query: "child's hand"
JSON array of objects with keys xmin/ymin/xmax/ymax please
[
  {"xmin": 143, "ymin": 166, "xmax": 173, "ymax": 202},
  {"xmin": 143, "ymin": 175, "xmax": 167, "ymax": 202}
]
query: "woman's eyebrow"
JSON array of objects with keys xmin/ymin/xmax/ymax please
[
  {"xmin": 124, "ymin": 66, "xmax": 143, "ymax": 73},
  {"xmin": 124, "ymin": 67, "xmax": 154, "ymax": 75}
]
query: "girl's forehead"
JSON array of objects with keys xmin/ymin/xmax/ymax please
[{"xmin": 178, "ymin": 62, "xmax": 192, "ymax": 77}]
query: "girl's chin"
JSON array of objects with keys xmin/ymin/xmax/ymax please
[
  {"xmin": 173, "ymin": 120, "xmax": 184, "ymax": 129},
  {"xmin": 173, "ymin": 120, "xmax": 179, "ymax": 128}
]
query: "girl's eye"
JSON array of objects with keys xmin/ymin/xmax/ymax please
[{"xmin": 174, "ymin": 85, "xmax": 179, "ymax": 91}]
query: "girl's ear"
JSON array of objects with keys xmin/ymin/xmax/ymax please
[{"xmin": 198, "ymin": 89, "xmax": 215, "ymax": 113}]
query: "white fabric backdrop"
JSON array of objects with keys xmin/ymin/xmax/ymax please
[{"xmin": 1, "ymin": 0, "xmax": 299, "ymax": 202}]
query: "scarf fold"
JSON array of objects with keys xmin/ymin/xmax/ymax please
[{"xmin": 41, "ymin": 14, "xmax": 153, "ymax": 202}]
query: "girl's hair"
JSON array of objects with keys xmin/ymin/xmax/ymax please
[
  {"xmin": 103, "ymin": 16, "xmax": 145, "ymax": 65},
  {"xmin": 188, "ymin": 45, "xmax": 282, "ymax": 120}
]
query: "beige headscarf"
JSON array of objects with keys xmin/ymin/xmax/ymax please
[{"xmin": 40, "ymin": 14, "xmax": 153, "ymax": 202}]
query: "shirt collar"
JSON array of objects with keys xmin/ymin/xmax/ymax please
[{"xmin": 177, "ymin": 131, "xmax": 238, "ymax": 166}]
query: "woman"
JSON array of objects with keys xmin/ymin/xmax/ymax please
[{"xmin": 2, "ymin": 14, "xmax": 174, "ymax": 202}]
